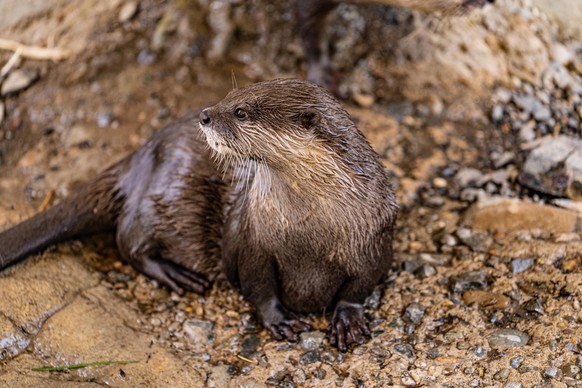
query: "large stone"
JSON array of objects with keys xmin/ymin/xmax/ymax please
[
  {"xmin": 31, "ymin": 288, "xmax": 205, "ymax": 385},
  {"xmin": 519, "ymin": 135, "xmax": 582, "ymax": 200},
  {"xmin": 465, "ymin": 197, "xmax": 582, "ymax": 234}
]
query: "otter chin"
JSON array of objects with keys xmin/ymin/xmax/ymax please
[{"xmin": 199, "ymin": 79, "xmax": 398, "ymax": 351}]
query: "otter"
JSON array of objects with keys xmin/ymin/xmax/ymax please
[
  {"xmin": 0, "ymin": 79, "xmax": 398, "ymax": 351},
  {"xmin": 296, "ymin": 0, "xmax": 495, "ymax": 91}
]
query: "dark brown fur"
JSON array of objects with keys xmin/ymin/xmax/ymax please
[{"xmin": 0, "ymin": 79, "xmax": 398, "ymax": 351}]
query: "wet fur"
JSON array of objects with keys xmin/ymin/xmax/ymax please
[
  {"xmin": 0, "ymin": 110, "xmax": 224, "ymax": 292},
  {"xmin": 0, "ymin": 79, "xmax": 398, "ymax": 351},
  {"xmin": 200, "ymin": 79, "xmax": 398, "ymax": 349}
]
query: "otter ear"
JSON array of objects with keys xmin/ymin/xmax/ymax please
[{"xmin": 298, "ymin": 108, "xmax": 321, "ymax": 130}]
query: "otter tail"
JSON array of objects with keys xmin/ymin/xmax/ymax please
[{"xmin": 0, "ymin": 165, "xmax": 124, "ymax": 270}]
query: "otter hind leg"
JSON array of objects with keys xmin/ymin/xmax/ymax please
[{"xmin": 139, "ymin": 254, "xmax": 211, "ymax": 295}]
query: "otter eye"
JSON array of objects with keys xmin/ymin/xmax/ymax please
[{"xmin": 234, "ymin": 108, "xmax": 247, "ymax": 120}]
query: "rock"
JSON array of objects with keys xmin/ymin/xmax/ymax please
[
  {"xmin": 460, "ymin": 188, "xmax": 488, "ymax": 203},
  {"xmin": 518, "ymin": 121, "xmax": 536, "ymax": 142},
  {"xmin": 518, "ymin": 298, "xmax": 545, "ymax": 316},
  {"xmin": 119, "ymin": 1, "xmax": 139, "ymax": 22},
  {"xmin": 352, "ymin": 92, "xmax": 375, "ymax": 108},
  {"xmin": 519, "ymin": 135, "xmax": 582, "ymax": 198},
  {"xmin": 533, "ymin": 105, "xmax": 551, "ymax": 121},
  {"xmin": 510, "ymin": 258, "xmax": 535, "ymax": 273},
  {"xmin": 414, "ymin": 264, "xmax": 436, "ymax": 279},
  {"xmin": 299, "ymin": 350, "xmax": 321, "ymax": 365},
  {"xmin": 183, "ymin": 319, "xmax": 215, "ymax": 351},
  {"xmin": 494, "ymin": 368, "xmax": 510, "ymax": 381},
  {"xmin": 474, "ymin": 346, "xmax": 485, "ymax": 357},
  {"xmin": 562, "ymin": 364, "xmax": 580, "ymax": 377},
  {"xmin": 462, "ymin": 290, "xmax": 510, "ymax": 310},
  {"xmin": 504, "ymin": 383, "xmax": 523, "ymax": 388},
  {"xmin": 543, "ymin": 367, "xmax": 559, "ymax": 379},
  {"xmin": 299, "ymin": 331, "xmax": 325, "ymax": 351},
  {"xmin": 240, "ymin": 312, "xmax": 259, "ymax": 333},
  {"xmin": 394, "ymin": 343, "xmax": 415, "ymax": 358},
  {"xmin": 455, "ymin": 227, "xmax": 492, "ymax": 253},
  {"xmin": 454, "ymin": 168, "xmax": 484, "ymax": 189},
  {"xmin": 486, "ymin": 329, "xmax": 529, "ymax": 349},
  {"xmin": 137, "ymin": 49, "xmax": 156, "ymax": 65},
  {"xmin": 551, "ymin": 43, "xmax": 575, "ymax": 65},
  {"xmin": 1, "ymin": 69, "xmax": 39, "ymax": 96},
  {"xmin": 449, "ymin": 271, "xmax": 488, "ymax": 293},
  {"xmin": 510, "ymin": 356, "xmax": 524, "ymax": 369},
  {"xmin": 513, "ymin": 95, "xmax": 541, "ymax": 114},
  {"xmin": 240, "ymin": 335, "xmax": 260, "ymax": 357},
  {"xmin": 492, "ymin": 151, "xmax": 515, "ymax": 169},
  {"xmin": 494, "ymin": 88, "xmax": 512, "ymax": 104},
  {"xmin": 401, "ymin": 375, "xmax": 417, "ymax": 387},
  {"xmin": 97, "ymin": 111, "xmax": 113, "ymax": 128},
  {"xmin": 491, "ymin": 104, "xmax": 504, "ymax": 122},
  {"xmin": 314, "ymin": 368, "xmax": 326, "ymax": 379},
  {"xmin": 432, "ymin": 177, "xmax": 448, "ymax": 189},
  {"xmin": 464, "ymin": 197, "xmax": 582, "ymax": 234},
  {"xmin": 403, "ymin": 303, "xmax": 425, "ymax": 324}
]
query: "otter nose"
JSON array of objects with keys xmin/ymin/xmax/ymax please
[{"xmin": 200, "ymin": 109, "xmax": 211, "ymax": 125}]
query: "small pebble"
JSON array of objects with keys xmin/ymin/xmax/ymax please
[
  {"xmin": 394, "ymin": 343, "xmax": 415, "ymax": 358},
  {"xmin": 240, "ymin": 335, "xmax": 260, "ymax": 356},
  {"xmin": 314, "ymin": 368, "xmax": 326, "ymax": 379},
  {"xmin": 401, "ymin": 375, "xmax": 416, "ymax": 387},
  {"xmin": 119, "ymin": 1, "xmax": 139, "ymax": 22},
  {"xmin": 432, "ymin": 177, "xmax": 448, "ymax": 189},
  {"xmin": 1, "ymin": 69, "xmax": 39, "ymax": 96},
  {"xmin": 487, "ymin": 329, "xmax": 529, "ymax": 349},
  {"xmin": 414, "ymin": 264, "xmax": 436, "ymax": 279},
  {"xmin": 562, "ymin": 364, "xmax": 580, "ymax": 377},
  {"xmin": 454, "ymin": 168, "xmax": 484, "ymax": 188},
  {"xmin": 299, "ymin": 350, "xmax": 321, "ymax": 365},
  {"xmin": 494, "ymin": 368, "xmax": 510, "ymax": 381},
  {"xmin": 97, "ymin": 112, "xmax": 114, "ymax": 128},
  {"xmin": 510, "ymin": 356, "xmax": 524, "ymax": 369},
  {"xmin": 510, "ymin": 258, "xmax": 534, "ymax": 273},
  {"xmin": 403, "ymin": 303, "xmax": 425, "ymax": 324},
  {"xmin": 449, "ymin": 270, "xmax": 489, "ymax": 293},
  {"xmin": 299, "ymin": 331, "xmax": 325, "ymax": 351},
  {"xmin": 474, "ymin": 346, "xmax": 485, "ymax": 357},
  {"xmin": 543, "ymin": 366, "xmax": 559, "ymax": 379}
]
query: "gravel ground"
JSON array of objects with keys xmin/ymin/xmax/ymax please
[{"xmin": 0, "ymin": 0, "xmax": 581, "ymax": 386}]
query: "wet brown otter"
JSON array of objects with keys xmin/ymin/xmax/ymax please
[
  {"xmin": 0, "ymin": 79, "xmax": 398, "ymax": 351},
  {"xmin": 297, "ymin": 0, "xmax": 495, "ymax": 91}
]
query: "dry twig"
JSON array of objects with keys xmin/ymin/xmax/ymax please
[{"xmin": 0, "ymin": 38, "xmax": 71, "ymax": 61}]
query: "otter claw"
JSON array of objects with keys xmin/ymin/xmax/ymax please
[{"xmin": 259, "ymin": 299, "xmax": 311, "ymax": 341}]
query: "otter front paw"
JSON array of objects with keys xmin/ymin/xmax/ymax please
[
  {"xmin": 259, "ymin": 300, "xmax": 311, "ymax": 342},
  {"xmin": 329, "ymin": 301, "xmax": 370, "ymax": 352}
]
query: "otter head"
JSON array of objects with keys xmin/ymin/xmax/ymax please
[{"xmin": 199, "ymin": 78, "xmax": 363, "ymax": 173}]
